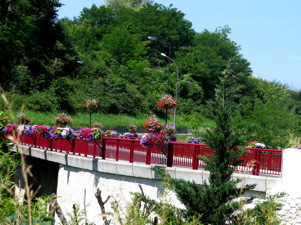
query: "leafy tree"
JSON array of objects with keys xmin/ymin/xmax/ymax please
[
  {"xmin": 101, "ymin": 27, "xmax": 149, "ymax": 67},
  {"xmin": 169, "ymin": 63, "xmax": 254, "ymax": 224},
  {"xmin": 0, "ymin": 0, "xmax": 77, "ymax": 93},
  {"xmin": 233, "ymin": 78, "xmax": 297, "ymax": 149},
  {"xmin": 106, "ymin": 0, "xmax": 150, "ymax": 9},
  {"xmin": 176, "ymin": 26, "xmax": 252, "ymax": 101},
  {"xmin": 177, "ymin": 74, "xmax": 204, "ymax": 113}
]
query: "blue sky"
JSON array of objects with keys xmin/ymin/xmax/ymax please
[{"xmin": 58, "ymin": 0, "xmax": 301, "ymax": 90}]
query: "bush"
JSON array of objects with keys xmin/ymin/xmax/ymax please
[{"xmin": 12, "ymin": 91, "xmax": 58, "ymax": 112}]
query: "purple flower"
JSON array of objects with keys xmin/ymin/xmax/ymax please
[
  {"xmin": 140, "ymin": 133, "xmax": 154, "ymax": 148},
  {"xmin": 23, "ymin": 125, "xmax": 37, "ymax": 136},
  {"xmin": 50, "ymin": 126, "xmax": 74, "ymax": 139},
  {"xmin": 168, "ymin": 134, "xmax": 177, "ymax": 141},
  {"xmin": 186, "ymin": 137, "xmax": 201, "ymax": 144},
  {"xmin": 124, "ymin": 132, "xmax": 138, "ymax": 138},
  {"xmin": 2, "ymin": 124, "xmax": 18, "ymax": 134},
  {"xmin": 77, "ymin": 127, "xmax": 102, "ymax": 141}
]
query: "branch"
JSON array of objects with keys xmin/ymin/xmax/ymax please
[{"xmin": 95, "ymin": 188, "xmax": 111, "ymax": 225}]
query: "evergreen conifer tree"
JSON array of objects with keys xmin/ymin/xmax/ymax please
[{"xmin": 169, "ymin": 61, "xmax": 255, "ymax": 224}]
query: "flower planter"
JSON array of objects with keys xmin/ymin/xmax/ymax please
[
  {"xmin": 52, "ymin": 138, "xmax": 74, "ymax": 153},
  {"xmin": 20, "ymin": 134, "xmax": 35, "ymax": 146},
  {"xmin": 93, "ymin": 140, "xmax": 102, "ymax": 157},
  {"xmin": 35, "ymin": 135, "xmax": 52, "ymax": 149},
  {"xmin": 73, "ymin": 139, "xmax": 88, "ymax": 156}
]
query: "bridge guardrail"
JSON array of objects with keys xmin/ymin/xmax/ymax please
[{"xmin": 13, "ymin": 134, "xmax": 282, "ymax": 176}]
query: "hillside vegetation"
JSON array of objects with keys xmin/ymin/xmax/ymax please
[{"xmin": 1, "ymin": 0, "xmax": 301, "ymax": 149}]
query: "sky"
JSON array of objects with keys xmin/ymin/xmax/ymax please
[{"xmin": 58, "ymin": 0, "xmax": 301, "ymax": 90}]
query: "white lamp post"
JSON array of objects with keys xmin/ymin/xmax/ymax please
[{"xmin": 160, "ymin": 53, "xmax": 179, "ymax": 130}]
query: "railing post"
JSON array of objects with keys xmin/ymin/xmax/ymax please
[
  {"xmin": 252, "ymin": 149, "xmax": 260, "ymax": 175},
  {"xmin": 49, "ymin": 138, "xmax": 52, "ymax": 150},
  {"xmin": 116, "ymin": 139, "xmax": 120, "ymax": 161},
  {"xmin": 192, "ymin": 145, "xmax": 199, "ymax": 170},
  {"xmin": 129, "ymin": 140, "xmax": 134, "ymax": 163},
  {"xmin": 71, "ymin": 138, "xmax": 75, "ymax": 154},
  {"xmin": 167, "ymin": 142, "xmax": 174, "ymax": 167},
  {"xmin": 101, "ymin": 137, "xmax": 106, "ymax": 159},
  {"xmin": 33, "ymin": 135, "xmax": 36, "ymax": 147},
  {"xmin": 146, "ymin": 147, "xmax": 151, "ymax": 165}
]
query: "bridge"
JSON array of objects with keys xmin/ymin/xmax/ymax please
[
  {"xmin": 11, "ymin": 134, "xmax": 300, "ymax": 224},
  {"xmin": 19, "ymin": 133, "xmax": 282, "ymax": 175}
]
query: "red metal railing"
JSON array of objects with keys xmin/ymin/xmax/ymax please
[{"xmin": 16, "ymin": 134, "xmax": 282, "ymax": 176}]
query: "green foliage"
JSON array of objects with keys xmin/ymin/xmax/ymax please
[
  {"xmin": 50, "ymin": 77, "xmax": 75, "ymax": 112},
  {"xmin": 1, "ymin": 0, "xmax": 300, "ymax": 150},
  {"xmin": 233, "ymin": 79, "xmax": 297, "ymax": 149},
  {"xmin": 169, "ymin": 64, "xmax": 255, "ymax": 224},
  {"xmin": 13, "ymin": 91, "xmax": 59, "ymax": 112},
  {"xmin": 119, "ymin": 182, "xmax": 204, "ymax": 225},
  {"xmin": 0, "ymin": 0, "xmax": 76, "ymax": 93},
  {"xmin": 0, "ymin": 111, "xmax": 18, "ymax": 223},
  {"xmin": 101, "ymin": 27, "xmax": 149, "ymax": 67},
  {"xmin": 64, "ymin": 203, "xmax": 94, "ymax": 225},
  {"xmin": 175, "ymin": 26, "xmax": 252, "ymax": 101},
  {"xmin": 106, "ymin": 0, "xmax": 150, "ymax": 9},
  {"xmin": 0, "ymin": 110, "xmax": 56, "ymax": 224},
  {"xmin": 0, "ymin": 110, "xmax": 12, "ymax": 152},
  {"xmin": 242, "ymin": 194, "xmax": 283, "ymax": 225}
]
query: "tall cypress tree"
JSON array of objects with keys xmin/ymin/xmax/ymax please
[{"xmin": 169, "ymin": 61, "xmax": 255, "ymax": 224}]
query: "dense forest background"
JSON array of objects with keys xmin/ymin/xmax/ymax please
[{"xmin": 1, "ymin": 0, "xmax": 301, "ymax": 148}]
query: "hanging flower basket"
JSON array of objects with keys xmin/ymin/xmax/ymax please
[
  {"xmin": 156, "ymin": 95, "xmax": 177, "ymax": 114},
  {"xmin": 17, "ymin": 113, "xmax": 31, "ymax": 125},
  {"xmin": 84, "ymin": 99, "xmax": 98, "ymax": 109},
  {"xmin": 142, "ymin": 117, "xmax": 165, "ymax": 134},
  {"xmin": 55, "ymin": 114, "xmax": 72, "ymax": 127},
  {"xmin": 92, "ymin": 123, "xmax": 102, "ymax": 129},
  {"xmin": 123, "ymin": 124, "xmax": 138, "ymax": 138},
  {"xmin": 127, "ymin": 124, "xmax": 137, "ymax": 133}
]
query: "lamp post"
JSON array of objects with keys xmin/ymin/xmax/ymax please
[
  {"xmin": 148, "ymin": 36, "xmax": 172, "ymax": 94},
  {"xmin": 148, "ymin": 36, "xmax": 172, "ymax": 125},
  {"xmin": 77, "ymin": 60, "xmax": 95, "ymax": 127},
  {"xmin": 160, "ymin": 53, "xmax": 179, "ymax": 130}
]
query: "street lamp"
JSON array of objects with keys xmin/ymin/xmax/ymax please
[
  {"xmin": 77, "ymin": 60, "xmax": 95, "ymax": 127},
  {"xmin": 160, "ymin": 53, "xmax": 179, "ymax": 130},
  {"xmin": 148, "ymin": 36, "xmax": 172, "ymax": 94},
  {"xmin": 77, "ymin": 60, "xmax": 85, "ymax": 65}
]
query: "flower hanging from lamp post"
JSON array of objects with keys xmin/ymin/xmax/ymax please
[
  {"xmin": 55, "ymin": 114, "xmax": 72, "ymax": 127},
  {"xmin": 160, "ymin": 53, "xmax": 179, "ymax": 130},
  {"xmin": 84, "ymin": 99, "xmax": 98, "ymax": 127},
  {"xmin": 156, "ymin": 94, "xmax": 177, "ymax": 124},
  {"xmin": 148, "ymin": 36, "xmax": 174, "ymax": 126}
]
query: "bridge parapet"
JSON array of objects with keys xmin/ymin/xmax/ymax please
[{"xmin": 13, "ymin": 144, "xmax": 288, "ymax": 224}]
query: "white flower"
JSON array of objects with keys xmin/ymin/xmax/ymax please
[
  {"xmin": 254, "ymin": 143, "xmax": 266, "ymax": 149},
  {"xmin": 17, "ymin": 125, "xmax": 25, "ymax": 133},
  {"xmin": 60, "ymin": 128, "xmax": 70, "ymax": 138}
]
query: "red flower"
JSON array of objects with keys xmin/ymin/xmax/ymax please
[{"xmin": 156, "ymin": 96, "xmax": 177, "ymax": 114}]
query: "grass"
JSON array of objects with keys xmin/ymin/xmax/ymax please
[{"xmin": 13, "ymin": 110, "xmax": 214, "ymax": 131}]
